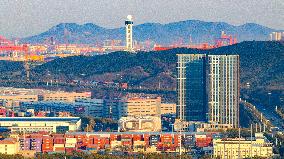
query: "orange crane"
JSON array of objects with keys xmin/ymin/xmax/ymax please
[{"xmin": 0, "ymin": 35, "xmax": 44, "ymax": 81}]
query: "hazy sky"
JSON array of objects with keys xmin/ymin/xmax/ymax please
[{"xmin": 0, "ymin": 0, "xmax": 283, "ymax": 38}]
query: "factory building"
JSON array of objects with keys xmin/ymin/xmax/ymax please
[
  {"xmin": 119, "ymin": 116, "xmax": 161, "ymax": 132},
  {"xmin": 41, "ymin": 92, "xmax": 91, "ymax": 102},
  {"xmin": 0, "ymin": 87, "xmax": 91, "ymax": 107},
  {"xmin": 269, "ymin": 32, "xmax": 283, "ymax": 41},
  {"xmin": 0, "ymin": 117, "xmax": 81, "ymax": 133}
]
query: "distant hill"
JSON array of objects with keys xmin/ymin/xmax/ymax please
[
  {"xmin": 21, "ymin": 20, "xmax": 282, "ymax": 45},
  {"xmin": 0, "ymin": 41, "xmax": 282, "ymax": 106},
  {"xmin": 30, "ymin": 41, "xmax": 283, "ymax": 91}
]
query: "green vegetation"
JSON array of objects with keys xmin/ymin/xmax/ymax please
[
  {"xmin": 32, "ymin": 41, "xmax": 284, "ymax": 89},
  {"xmin": 0, "ymin": 41, "xmax": 283, "ymax": 124},
  {"xmin": 81, "ymin": 116, "xmax": 118, "ymax": 132}
]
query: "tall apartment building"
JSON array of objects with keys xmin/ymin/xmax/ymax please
[
  {"xmin": 176, "ymin": 54, "xmax": 239, "ymax": 128},
  {"xmin": 208, "ymin": 55, "xmax": 239, "ymax": 128},
  {"xmin": 177, "ymin": 54, "xmax": 208, "ymax": 122}
]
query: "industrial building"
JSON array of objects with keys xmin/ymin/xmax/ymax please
[
  {"xmin": 119, "ymin": 116, "xmax": 161, "ymax": 132},
  {"xmin": 120, "ymin": 97, "xmax": 161, "ymax": 117},
  {"xmin": 269, "ymin": 32, "xmax": 283, "ymax": 41},
  {"xmin": 0, "ymin": 117, "xmax": 81, "ymax": 133},
  {"xmin": 21, "ymin": 95, "xmax": 162, "ymax": 120},
  {"xmin": 213, "ymin": 133, "xmax": 273, "ymax": 159},
  {"xmin": 0, "ymin": 87, "xmax": 91, "ymax": 106}
]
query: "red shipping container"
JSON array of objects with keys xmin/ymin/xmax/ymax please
[
  {"xmin": 54, "ymin": 147, "xmax": 65, "ymax": 152},
  {"xmin": 122, "ymin": 141, "xmax": 132, "ymax": 146},
  {"xmin": 65, "ymin": 147, "xmax": 76, "ymax": 154},
  {"xmin": 65, "ymin": 134, "xmax": 74, "ymax": 138},
  {"xmin": 52, "ymin": 134, "xmax": 64, "ymax": 138},
  {"xmin": 30, "ymin": 134, "xmax": 43, "ymax": 138},
  {"xmin": 75, "ymin": 135, "xmax": 86, "ymax": 140},
  {"xmin": 42, "ymin": 144, "xmax": 53, "ymax": 152},
  {"xmin": 87, "ymin": 144, "xmax": 99, "ymax": 148},
  {"xmin": 43, "ymin": 137, "xmax": 53, "ymax": 142},
  {"xmin": 143, "ymin": 134, "xmax": 150, "ymax": 140},
  {"xmin": 110, "ymin": 134, "xmax": 118, "ymax": 141},
  {"xmin": 54, "ymin": 138, "xmax": 65, "ymax": 144},
  {"xmin": 83, "ymin": 138, "xmax": 94, "ymax": 145},
  {"xmin": 133, "ymin": 134, "xmax": 142, "ymax": 141},
  {"xmin": 121, "ymin": 134, "xmax": 132, "ymax": 139}
]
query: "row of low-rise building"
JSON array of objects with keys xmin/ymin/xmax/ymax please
[
  {"xmin": 0, "ymin": 117, "xmax": 81, "ymax": 133},
  {"xmin": 20, "ymin": 96, "xmax": 176, "ymax": 120},
  {"xmin": 0, "ymin": 132, "xmax": 273, "ymax": 158},
  {"xmin": 0, "ymin": 87, "xmax": 91, "ymax": 109},
  {"xmin": 213, "ymin": 133, "xmax": 273, "ymax": 159}
]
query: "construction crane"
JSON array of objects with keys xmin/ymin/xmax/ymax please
[
  {"xmin": 214, "ymin": 31, "xmax": 237, "ymax": 48},
  {"xmin": 0, "ymin": 35, "xmax": 44, "ymax": 81}
]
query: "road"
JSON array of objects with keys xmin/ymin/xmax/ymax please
[{"xmin": 253, "ymin": 102, "xmax": 283, "ymax": 131}]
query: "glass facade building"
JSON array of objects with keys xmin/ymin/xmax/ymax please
[
  {"xmin": 177, "ymin": 54, "xmax": 207, "ymax": 122},
  {"xmin": 208, "ymin": 55, "xmax": 240, "ymax": 128},
  {"xmin": 177, "ymin": 54, "xmax": 240, "ymax": 128}
]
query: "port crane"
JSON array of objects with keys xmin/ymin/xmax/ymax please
[{"xmin": 0, "ymin": 35, "xmax": 43, "ymax": 81}]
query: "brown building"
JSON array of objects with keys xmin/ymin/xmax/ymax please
[
  {"xmin": 121, "ymin": 97, "xmax": 161, "ymax": 117},
  {"xmin": 160, "ymin": 103, "xmax": 176, "ymax": 115},
  {"xmin": 41, "ymin": 92, "xmax": 91, "ymax": 102}
]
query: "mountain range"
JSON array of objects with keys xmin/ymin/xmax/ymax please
[
  {"xmin": 21, "ymin": 20, "xmax": 282, "ymax": 45},
  {"xmin": 0, "ymin": 41, "xmax": 283, "ymax": 107}
]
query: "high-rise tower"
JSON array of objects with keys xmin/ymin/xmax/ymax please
[
  {"xmin": 176, "ymin": 54, "xmax": 240, "ymax": 129},
  {"xmin": 125, "ymin": 15, "xmax": 134, "ymax": 52},
  {"xmin": 177, "ymin": 54, "xmax": 208, "ymax": 122},
  {"xmin": 208, "ymin": 55, "xmax": 240, "ymax": 128}
]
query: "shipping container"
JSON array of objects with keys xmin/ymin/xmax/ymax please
[
  {"xmin": 43, "ymin": 137, "xmax": 53, "ymax": 144},
  {"xmin": 149, "ymin": 135, "xmax": 160, "ymax": 146},
  {"xmin": 65, "ymin": 147, "xmax": 76, "ymax": 154},
  {"xmin": 65, "ymin": 143, "xmax": 76, "ymax": 148},
  {"xmin": 54, "ymin": 144, "xmax": 64, "ymax": 148},
  {"xmin": 54, "ymin": 147, "xmax": 65, "ymax": 152},
  {"xmin": 66, "ymin": 138, "xmax": 77, "ymax": 144},
  {"xmin": 65, "ymin": 134, "xmax": 75, "ymax": 138},
  {"xmin": 54, "ymin": 138, "xmax": 65, "ymax": 144},
  {"xmin": 52, "ymin": 134, "xmax": 64, "ymax": 138},
  {"xmin": 83, "ymin": 138, "xmax": 94, "ymax": 145},
  {"xmin": 75, "ymin": 135, "xmax": 86, "ymax": 140},
  {"xmin": 133, "ymin": 134, "xmax": 142, "ymax": 141}
]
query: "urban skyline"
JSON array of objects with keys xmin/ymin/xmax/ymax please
[
  {"xmin": 0, "ymin": 1, "xmax": 282, "ymax": 158},
  {"xmin": 0, "ymin": 0, "xmax": 283, "ymax": 38}
]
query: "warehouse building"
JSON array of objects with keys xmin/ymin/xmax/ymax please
[{"xmin": 0, "ymin": 117, "xmax": 81, "ymax": 133}]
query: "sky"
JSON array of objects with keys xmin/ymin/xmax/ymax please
[{"xmin": 0, "ymin": 0, "xmax": 283, "ymax": 38}]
